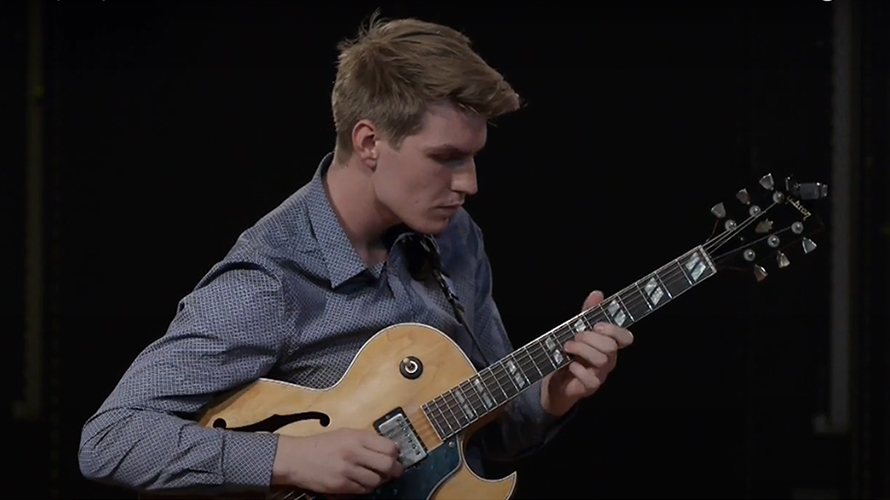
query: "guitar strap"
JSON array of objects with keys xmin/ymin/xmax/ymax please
[{"xmin": 409, "ymin": 233, "xmax": 494, "ymax": 368}]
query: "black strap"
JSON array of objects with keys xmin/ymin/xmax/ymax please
[{"xmin": 410, "ymin": 234, "xmax": 494, "ymax": 367}]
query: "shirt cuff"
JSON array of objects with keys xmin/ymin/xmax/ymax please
[{"xmin": 222, "ymin": 430, "xmax": 280, "ymax": 490}]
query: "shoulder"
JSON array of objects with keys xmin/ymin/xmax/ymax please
[{"xmin": 192, "ymin": 183, "xmax": 319, "ymax": 294}]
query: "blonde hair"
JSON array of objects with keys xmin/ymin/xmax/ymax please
[{"xmin": 331, "ymin": 12, "xmax": 521, "ymax": 162}]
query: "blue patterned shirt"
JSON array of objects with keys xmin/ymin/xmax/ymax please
[{"xmin": 78, "ymin": 153, "xmax": 572, "ymax": 493}]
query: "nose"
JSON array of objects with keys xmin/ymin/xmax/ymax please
[{"xmin": 452, "ymin": 161, "xmax": 478, "ymax": 196}]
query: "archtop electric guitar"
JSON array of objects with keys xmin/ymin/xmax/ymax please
[{"xmin": 143, "ymin": 173, "xmax": 828, "ymax": 500}]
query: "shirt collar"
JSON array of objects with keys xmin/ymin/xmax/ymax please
[
  {"xmin": 306, "ymin": 153, "xmax": 372, "ymax": 288},
  {"xmin": 307, "ymin": 153, "xmax": 417, "ymax": 288}
]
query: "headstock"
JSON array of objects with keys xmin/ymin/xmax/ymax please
[{"xmin": 703, "ymin": 173, "xmax": 828, "ymax": 281}]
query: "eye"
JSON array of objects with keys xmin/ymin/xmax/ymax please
[{"xmin": 434, "ymin": 155, "xmax": 472, "ymax": 168}]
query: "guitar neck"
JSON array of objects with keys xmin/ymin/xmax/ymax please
[{"xmin": 420, "ymin": 245, "xmax": 718, "ymax": 440}]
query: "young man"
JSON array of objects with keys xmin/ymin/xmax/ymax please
[{"xmin": 78, "ymin": 14, "xmax": 634, "ymax": 497}]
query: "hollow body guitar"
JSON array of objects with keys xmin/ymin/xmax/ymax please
[{"xmin": 143, "ymin": 174, "xmax": 828, "ymax": 500}]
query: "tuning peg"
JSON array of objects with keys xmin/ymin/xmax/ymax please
[
  {"xmin": 754, "ymin": 264, "xmax": 768, "ymax": 281},
  {"xmin": 737, "ymin": 188, "xmax": 751, "ymax": 205},
  {"xmin": 802, "ymin": 238, "xmax": 817, "ymax": 254},
  {"xmin": 711, "ymin": 202, "xmax": 726, "ymax": 218},
  {"xmin": 777, "ymin": 251, "xmax": 790, "ymax": 268},
  {"xmin": 759, "ymin": 173, "xmax": 775, "ymax": 190}
]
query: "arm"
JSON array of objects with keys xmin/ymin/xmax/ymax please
[
  {"xmin": 78, "ymin": 259, "xmax": 294, "ymax": 492},
  {"xmin": 468, "ymin": 226, "xmax": 579, "ymax": 462}
]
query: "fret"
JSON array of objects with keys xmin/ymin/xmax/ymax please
[
  {"xmin": 569, "ymin": 314, "xmax": 592, "ymax": 335},
  {"xmin": 682, "ymin": 248, "xmax": 714, "ymax": 283},
  {"xmin": 479, "ymin": 367, "xmax": 509, "ymax": 404},
  {"xmin": 444, "ymin": 390, "xmax": 471, "ymax": 427},
  {"xmin": 619, "ymin": 286, "xmax": 652, "ymax": 321},
  {"xmin": 658, "ymin": 261, "xmax": 692, "ymax": 297},
  {"xmin": 452, "ymin": 387, "xmax": 475, "ymax": 420},
  {"xmin": 493, "ymin": 361, "xmax": 521, "ymax": 398},
  {"xmin": 602, "ymin": 296, "xmax": 631, "ymax": 327},
  {"xmin": 436, "ymin": 395, "xmax": 461, "ymax": 434},
  {"xmin": 528, "ymin": 338, "xmax": 556, "ymax": 370},
  {"xmin": 581, "ymin": 305, "xmax": 607, "ymax": 330},
  {"xmin": 503, "ymin": 354, "xmax": 531, "ymax": 390},
  {"xmin": 633, "ymin": 281, "xmax": 655, "ymax": 310},
  {"xmin": 515, "ymin": 346, "xmax": 544, "ymax": 381},
  {"xmin": 456, "ymin": 381, "xmax": 484, "ymax": 419},
  {"xmin": 542, "ymin": 332, "xmax": 569, "ymax": 368},
  {"xmin": 423, "ymin": 400, "xmax": 448, "ymax": 439},
  {"xmin": 468, "ymin": 375, "xmax": 496, "ymax": 411}
]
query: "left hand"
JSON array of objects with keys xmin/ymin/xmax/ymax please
[{"xmin": 541, "ymin": 290, "xmax": 634, "ymax": 417}]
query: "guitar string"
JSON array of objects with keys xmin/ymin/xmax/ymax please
[
  {"xmin": 266, "ymin": 270, "xmax": 731, "ymax": 500},
  {"xmin": 410, "ymin": 200, "xmax": 782, "ymax": 439},
  {"xmin": 267, "ymin": 200, "xmax": 784, "ymax": 500}
]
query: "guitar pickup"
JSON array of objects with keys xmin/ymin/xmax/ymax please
[{"xmin": 374, "ymin": 407, "xmax": 428, "ymax": 468}]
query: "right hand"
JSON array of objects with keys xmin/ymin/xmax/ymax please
[{"xmin": 271, "ymin": 428, "xmax": 404, "ymax": 495}]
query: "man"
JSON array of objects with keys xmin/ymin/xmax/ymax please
[{"xmin": 78, "ymin": 13, "xmax": 634, "ymax": 497}]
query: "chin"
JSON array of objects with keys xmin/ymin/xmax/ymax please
[{"xmin": 406, "ymin": 214, "xmax": 453, "ymax": 236}]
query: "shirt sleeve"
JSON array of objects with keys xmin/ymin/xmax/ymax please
[
  {"xmin": 467, "ymin": 223, "xmax": 579, "ymax": 462},
  {"xmin": 78, "ymin": 259, "xmax": 293, "ymax": 493}
]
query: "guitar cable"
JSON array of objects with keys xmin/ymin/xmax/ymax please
[{"xmin": 406, "ymin": 233, "xmax": 494, "ymax": 369}]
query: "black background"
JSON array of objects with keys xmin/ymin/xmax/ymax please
[{"xmin": 3, "ymin": 1, "xmax": 888, "ymax": 498}]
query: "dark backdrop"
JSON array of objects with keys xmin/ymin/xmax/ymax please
[{"xmin": 4, "ymin": 1, "xmax": 888, "ymax": 498}]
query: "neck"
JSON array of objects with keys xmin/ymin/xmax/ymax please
[
  {"xmin": 419, "ymin": 245, "xmax": 718, "ymax": 441},
  {"xmin": 325, "ymin": 158, "xmax": 398, "ymax": 264}
]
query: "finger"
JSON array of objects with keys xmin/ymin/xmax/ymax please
[
  {"xmin": 344, "ymin": 464, "xmax": 384, "ymax": 491},
  {"xmin": 353, "ymin": 446, "xmax": 402, "ymax": 480},
  {"xmin": 360, "ymin": 433, "xmax": 401, "ymax": 458},
  {"xmin": 568, "ymin": 360, "xmax": 602, "ymax": 391},
  {"xmin": 593, "ymin": 322, "xmax": 634, "ymax": 348},
  {"xmin": 582, "ymin": 290, "xmax": 604, "ymax": 311},
  {"xmin": 564, "ymin": 339, "xmax": 610, "ymax": 368},
  {"xmin": 575, "ymin": 330, "xmax": 619, "ymax": 356}
]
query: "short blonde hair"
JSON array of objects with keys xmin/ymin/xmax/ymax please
[{"xmin": 331, "ymin": 12, "xmax": 521, "ymax": 162}]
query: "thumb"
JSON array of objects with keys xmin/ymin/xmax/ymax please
[{"xmin": 582, "ymin": 290, "xmax": 604, "ymax": 311}]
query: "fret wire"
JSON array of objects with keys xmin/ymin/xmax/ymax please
[
  {"xmin": 445, "ymin": 389, "xmax": 468, "ymax": 427},
  {"xmin": 422, "ymin": 403, "xmax": 446, "ymax": 440},
  {"xmin": 426, "ymin": 247, "xmax": 718, "ymax": 440},
  {"xmin": 458, "ymin": 380, "xmax": 483, "ymax": 417},
  {"xmin": 634, "ymin": 281, "xmax": 655, "ymax": 310},
  {"xmin": 674, "ymin": 258, "xmax": 694, "ymax": 284},
  {"xmin": 615, "ymin": 292, "xmax": 634, "ymax": 323}
]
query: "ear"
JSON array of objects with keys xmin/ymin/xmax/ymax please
[{"xmin": 351, "ymin": 119, "xmax": 380, "ymax": 169}]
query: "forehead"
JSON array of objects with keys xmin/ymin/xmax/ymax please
[{"xmin": 410, "ymin": 102, "xmax": 487, "ymax": 153}]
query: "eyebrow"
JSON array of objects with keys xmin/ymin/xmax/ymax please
[{"xmin": 423, "ymin": 144, "xmax": 483, "ymax": 157}]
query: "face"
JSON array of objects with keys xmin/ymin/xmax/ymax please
[{"xmin": 370, "ymin": 102, "xmax": 485, "ymax": 235}]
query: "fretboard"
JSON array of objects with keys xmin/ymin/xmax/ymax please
[{"xmin": 420, "ymin": 245, "xmax": 717, "ymax": 440}]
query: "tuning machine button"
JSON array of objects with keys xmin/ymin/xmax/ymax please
[
  {"xmin": 754, "ymin": 265, "xmax": 768, "ymax": 281},
  {"xmin": 777, "ymin": 251, "xmax": 790, "ymax": 268},
  {"xmin": 802, "ymin": 238, "xmax": 817, "ymax": 254}
]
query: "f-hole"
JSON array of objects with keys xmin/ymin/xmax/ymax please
[{"xmin": 212, "ymin": 411, "xmax": 331, "ymax": 433}]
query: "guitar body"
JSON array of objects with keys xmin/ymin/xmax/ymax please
[{"xmin": 146, "ymin": 322, "xmax": 517, "ymax": 500}]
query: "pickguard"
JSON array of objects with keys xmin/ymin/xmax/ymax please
[{"xmin": 360, "ymin": 437, "xmax": 461, "ymax": 500}]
